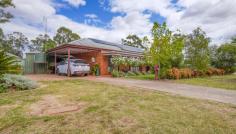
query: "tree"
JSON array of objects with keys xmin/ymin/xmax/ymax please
[
  {"xmin": 215, "ymin": 43, "xmax": 236, "ymax": 73},
  {"xmin": 150, "ymin": 22, "xmax": 173, "ymax": 78},
  {"xmin": 53, "ymin": 27, "xmax": 80, "ymax": 45},
  {"xmin": 185, "ymin": 27, "xmax": 210, "ymax": 71},
  {"xmin": 231, "ymin": 36, "xmax": 236, "ymax": 44},
  {"xmin": 149, "ymin": 22, "xmax": 185, "ymax": 78},
  {"xmin": 121, "ymin": 34, "xmax": 146, "ymax": 49},
  {"xmin": 170, "ymin": 33, "xmax": 185, "ymax": 68},
  {"xmin": 0, "ymin": 28, "xmax": 5, "ymax": 50},
  {"xmin": 209, "ymin": 45, "xmax": 218, "ymax": 67},
  {"xmin": 30, "ymin": 34, "xmax": 56, "ymax": 52},
  {"xmin": 30, "ymin": 34, "xmax": 49, "ymax": 52},
  {"xmin": 42, "ymin": 39, "xmax": 56, "ymax": 52},
  {"xmin": 142, "ymin": 36, "xmax": 150, "ymax": 49},
  {"xmin": 0, "ymin": 0, "xmax": 14, "ymax": 23},
  {"xmin": 5, "ymin": 32, "xmax": 29, "ymax": 58},
  {"xmin": 0, "ymin": 49, "xmax": 21, "ymax": 76}
]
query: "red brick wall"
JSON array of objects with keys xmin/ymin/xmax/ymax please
[{"xmin": 74, "ymin": 50, "xmax": 109, "ymax": 75}]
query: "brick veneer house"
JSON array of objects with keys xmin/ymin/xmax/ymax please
[{"xmin": 47, "ymin": 38, "xmax": 144, "ymax": 76}]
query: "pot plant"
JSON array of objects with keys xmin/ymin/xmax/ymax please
[{"xmin": 91, "ymin": 64, "xmax": 100, "ymax": 76}]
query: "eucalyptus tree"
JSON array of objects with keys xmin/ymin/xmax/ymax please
[
  {"xmin": 53, "ymin": 27, "xmax": 80, "ymax": 45},
  {"xmin": 0, "ymin": 0, "xmax": 14, "ymax": 23},
  {"xmin": 215, "ymin": 43, "xmax": 236, "ymax": 73},
  {"xmin": 121, "ymin": 34, "xmax": 147, "ymax": 49},
  {"xmin": 30, "ymin": 34, "xmax": 56, "ymax": 52},
  {"xmin": 185, "ymin": 27, "xmax": 210, "ymax": 71},
  {"xmin": 5, "ymin": 32, "xmax": 29, "ymax": 58}
]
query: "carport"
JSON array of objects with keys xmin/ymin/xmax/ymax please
[
  {"xmin": 47, "ymin": 46, "xmax": 101, "ymax": 76},
  {"xmin": 47, "ymin": 38, "xmax": 144, "ymax": 76}
]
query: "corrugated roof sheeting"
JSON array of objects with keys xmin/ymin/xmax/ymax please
[{"xmin": 68, "ymin": 38, "xmax": 144, "ymax": 53}]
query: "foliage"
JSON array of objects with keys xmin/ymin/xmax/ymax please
[
  {"xmin": 149, "ymin": 22, "xmax": 185, "ymax": 78},
  {"xmin": 166, "ymin": 67, "xmax": 224, "ymax": 79},
  {"xmin": 5, "ymin": 32, "xmax": 29, "ymax": 58},
  {"xmin": 0, "ymin": 0, "xmax": 14, "ymax": 23},
  {"xmin": 53, "ymin": 27, "xmax": 80, "ymax": 45},
  {"xmin": 0, "ymin": 50, "xmax": 21, "ymax": 76},
  {"xmin": 30, "ymin": 34, "xmax": 56, "ymax": 52},
  {"xmin": 121, "ymin": 34, "xmax": 147, "ymax": 49},
  {"xmin": 42, "ymin": 39, "xmax": 56, "ymax": 52},
  {"xmin": 185, "ymin": 27, "xmax": 210, "ymax": 71},
  {"xmin": 214, "ymin": 43, "xmax": 236, "ymax": 73},
  {"xmin": 91, "ymin": 64, "xmax": 100, "ymax": 75},
  {"xmin": 111, "ymin": 70, "xmax": 120, "ymax": 77},
  {"xmin": 231, "ymin": 36, "xmax": 236, "ymax": 44},
  {"xmin": 133, "ymin": 71, "xmax": 142, "ymax": 75},
  {"xmin": 0, "ymin": 28, "xmax": 5, "ymax": 50},
  {"xmin": 209, "ymin": 45, "xmax": 218, "ymax": 67},
  {"xmin": 170, "ymin": 33, "xmax": 185, "ymax": 68},
  {"xmin": 0, "ymin": 83, "xmax": 7, "ymax": 93},
  {"xmin": 111, "ymin": 56, "xmax": 126, "ymax": 67},
  {"xmin": 126, "ymin": 71, "xmax": 136, "ymax": 76},
  {"xmin": 118, "ymin": 71, "xmax": 125, "ymax": 77},
  {"xmin": 0, "ymin": 74, "xmax": 38, "ymax": 91},
  {"xmin": 111, "ymin": 56, "xmax": 146, "ymax": 71}
]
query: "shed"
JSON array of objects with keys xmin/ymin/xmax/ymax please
[{"xmin": 23, "ymin": 52, "xmax": 47, "ymax": 74}]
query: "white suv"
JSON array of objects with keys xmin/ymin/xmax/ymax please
[{"xmin": 56, "ymin": 59, "xmax": 90, "ymax": 76}]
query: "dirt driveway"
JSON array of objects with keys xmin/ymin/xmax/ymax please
[{"xmin": 26, "ymin": 74, "xmax": 236, "ymax": 105}]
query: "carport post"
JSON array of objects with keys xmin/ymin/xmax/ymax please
[
  {"xmin": 54, "ymin": 52, "xmax": 57, "ymax": 74},
  {"xmin": 67, "ymin": 48, "xmax": 71, "ymax": 77}
]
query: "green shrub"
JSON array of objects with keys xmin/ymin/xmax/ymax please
[
  {"xmin": 119, "ymin": 71, "xmax": 125, "ymax": 77},
  {"xmin": 141, "ymin": 72, "xmax": 146, "ymax": 75},
  {"xmin": 146, "ymin": 71, "xmax": 152, "ymax": 74},
  {"xmin": 111, "ymin": 70, "xmax": 120, "ymax": 77},
  {"xmin": 126, "ymin": 71, "xmax": 136, "ymax": 76},
  {"xmin": 0, "ymin": 83, "xmax": 7, "ymax": 93},
  {"xmin": 0, "ymin": 50, "xmax": 22, "ymax": 75},
  {"xmin": 1, "ymin": 74, "xmax": 39, "ymax": 91},
  {"xmin": 134, "ymin": 71, "xmax": 142, "ymax": 75}
]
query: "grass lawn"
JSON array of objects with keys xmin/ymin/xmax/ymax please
[
  {"xmin": 126, "ymin": 74, "xmax": 155, "ymax": 80},
  {"xmin": 176, "ymin": 75, "xmax": 236, "ymax": 90},
  {"xmin": 0, "ymin": 80, "xmax": 236, "ymax": 133},
  {"xmin": 127, "ymin": 74, "xmax": 236, "ymax": 90}
]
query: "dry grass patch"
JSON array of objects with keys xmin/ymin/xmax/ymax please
[
  {"xmin": 0, "ymin": 79, "xmax": 236, "ymax": 133},
  {"xmin": 29, "ymin": 95, "xmax": 86, "ymax": 116}
]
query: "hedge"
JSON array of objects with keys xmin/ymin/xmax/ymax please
[{"xmin": 167, "ymin": 68, "xmax": 225, "ymax": 79}]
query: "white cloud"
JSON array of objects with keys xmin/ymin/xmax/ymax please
[
  {"xmin": 110, "ymin": 11, "xmax": 152, "ymax": 36},
  {"xmin": 1, "ymin": 0, "xmax": 236, "ymax": 46},
  {"xmin": 84, "ymin": 14, "xmax": 102, "ymax": 25},
  {"xmin": 85, "ymin": 14, "xmax": 98, "ymax": 19},
  {"xmin": 109, "ymin": 0, "xmax": 236, "ymax": 44},
  {"xmin": 63, "ymin": 0, "xmax": 86, "ymax": 7}
]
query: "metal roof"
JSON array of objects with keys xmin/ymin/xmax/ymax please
[{"xmin": 68, "ymin": 38, "xmax": 144, "ymax": 53}]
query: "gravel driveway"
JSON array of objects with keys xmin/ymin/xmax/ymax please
[{"xmin": 83, "ymin": 77, "xmax": 236, "ymax": 105}]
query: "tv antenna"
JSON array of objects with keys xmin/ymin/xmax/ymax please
[{"xmin": 43, "ymin": 16, "xmax": 48, "ymax": 36}]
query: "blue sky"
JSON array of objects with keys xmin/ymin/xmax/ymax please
[
  {"xmin": 1, "ymin": 0, "xmax": 236, "ymax": 44},
  {"xmin": 56, "ymin": 0, "xmax": 166, "ymax": 28}
]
